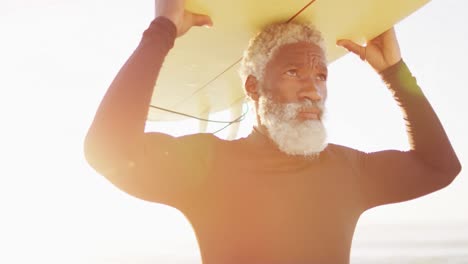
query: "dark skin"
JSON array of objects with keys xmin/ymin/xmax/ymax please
[
  {"xmin": 245, "ymin": 41, "xmax": 329, "ymax": 134},
  {"xmin": 246, "ymin": 42, "xmax": 328, "ymax": 105},
  {"xmin": 155, "ymin": 0, "xmax": 212, "ymax": 36}
]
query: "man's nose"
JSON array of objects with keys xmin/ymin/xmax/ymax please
[{"xmin": 298, "ymin": 81, "xmax": 323, "ymax": 102}]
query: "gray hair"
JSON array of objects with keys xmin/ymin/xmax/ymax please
[{"xmin": 239, "ymin": 22, "xmax": 326, "ymax": 85}]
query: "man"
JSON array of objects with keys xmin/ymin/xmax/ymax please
[{"xmin": 84, "ymin": 0, "xmax": 461, "ymax": 263}]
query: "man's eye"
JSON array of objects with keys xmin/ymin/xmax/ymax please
[
  {"xmin": 285, "ymin": 69, "xmax": 299, "ymax": 77},
  {"xmin": 317, "ymin": 74, "xmax": 327, "ymax": 81}
]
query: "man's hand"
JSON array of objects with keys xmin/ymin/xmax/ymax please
[
  {"xmin": 155, "ymin": 0, "xmax": 212, "ymax": 37},
  {"xmin": 337, "ymin": 27, "xmax": 401, "ymax": 72}
]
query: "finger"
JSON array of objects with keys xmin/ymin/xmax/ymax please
[
  {"xmin": 190, "ymin": 12, "xmax": 213, "ymax": 27},
  {"xmin": 336, "ymin": 39, "xmax": 365, "ymax": 59}
]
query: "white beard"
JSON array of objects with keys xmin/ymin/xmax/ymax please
[{"xmin": 258, "ymin": 96, "xmax": 328, "ymax": 157}]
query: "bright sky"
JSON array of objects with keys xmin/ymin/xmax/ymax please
[{"xmin": 1, "ymin": 0, "xmax": 467, "ymax": 263}]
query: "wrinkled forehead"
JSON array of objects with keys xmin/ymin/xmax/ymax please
[{"xmin": 270, "ymin": 41, "xmax": 327, "ymax": 70}]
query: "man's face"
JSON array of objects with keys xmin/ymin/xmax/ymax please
[
  {"xmin": 255, "ymin": 41, "xmax": 329, "ymax": 156},
  {"xmin": 262, "ymin": 41, "xmax": 328, "ymax": 120}
]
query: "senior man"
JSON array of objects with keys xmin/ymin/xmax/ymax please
[{"xmin": 84, "ymin": 0, "xmax": 461, "ymax": 263}]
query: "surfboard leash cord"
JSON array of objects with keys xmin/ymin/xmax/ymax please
[
  {"xmin": 149, "ymin": 103, "xmax": 250, "ymax": 135},
  {"xmin": 287, "ymin": 0, "xmax": 317, "ymax": 23}
]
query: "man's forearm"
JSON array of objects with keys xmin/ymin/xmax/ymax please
[{"xmin": 381, "ymin": 60, "xmax": 461, "ymax": 175}]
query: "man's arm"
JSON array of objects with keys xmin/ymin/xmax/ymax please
[
  {"xmin": 356, "ymin": 60, "xmax": 461, "ymax": 208},
  {"xmin": 338, "ymin": 29, "xmax": 461, "ymax": 209},
  {"xmin": 84, "ymin": 0, "xmax": 212, "ymax": 207}
]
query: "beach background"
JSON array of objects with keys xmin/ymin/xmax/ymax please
[{"xmin": 1, "ymin": 0, "xmax": 467, "ymax": 263}]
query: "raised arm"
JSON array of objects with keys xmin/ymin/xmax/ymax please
[
  {"xmin": 337, "ymin": 29, "xmax": 461, "ymax": 209},
  {"xmin": 84, "ymin": 0, "xmax": 212, "ymax": 206}
]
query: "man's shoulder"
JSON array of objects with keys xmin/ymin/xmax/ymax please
[
  {"xmin": 323, "ymin": 143, "xmax": 364, "ymax": 160},
  {"xmin": 325, "ymin": 142, "xmax": 359, "ymax": 151},
  {"xmin": 178, "ymin": 132, "xmax": 219, "ymax": 141},
  {"xmin": 176, "ymin": 132, "xmax": 241, "ymax": 149},
  {"xmin": 322, "ymin": 143, "xmax": 366, "ymax": 177},
  {"xmin": 174, "ymin": 132, "xmax": 220, "ymax": 146}
]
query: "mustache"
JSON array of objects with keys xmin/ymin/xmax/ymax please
[
  {"xmin": 274, "ymin": 100, "xmax": 325, "ymax": 120},
  {"xmin": 296, "ymin": 99, "xmax": 324, "ymax": 111},
  {"xmin": 258, "ymin": 95, "xmax": 326, "ymax": 121},
  {"xmin": 282, "ymin": 100, "xmax": 325, "ymax": 113}
]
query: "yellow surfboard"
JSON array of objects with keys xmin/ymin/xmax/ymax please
[{"xmin": 148, "ymin": 0, "xmax": 430, "ymax": 123}]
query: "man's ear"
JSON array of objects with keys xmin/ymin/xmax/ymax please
[{"xmin": 245, "ymin": 75, "xmax": 260, "ymax": 101}]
